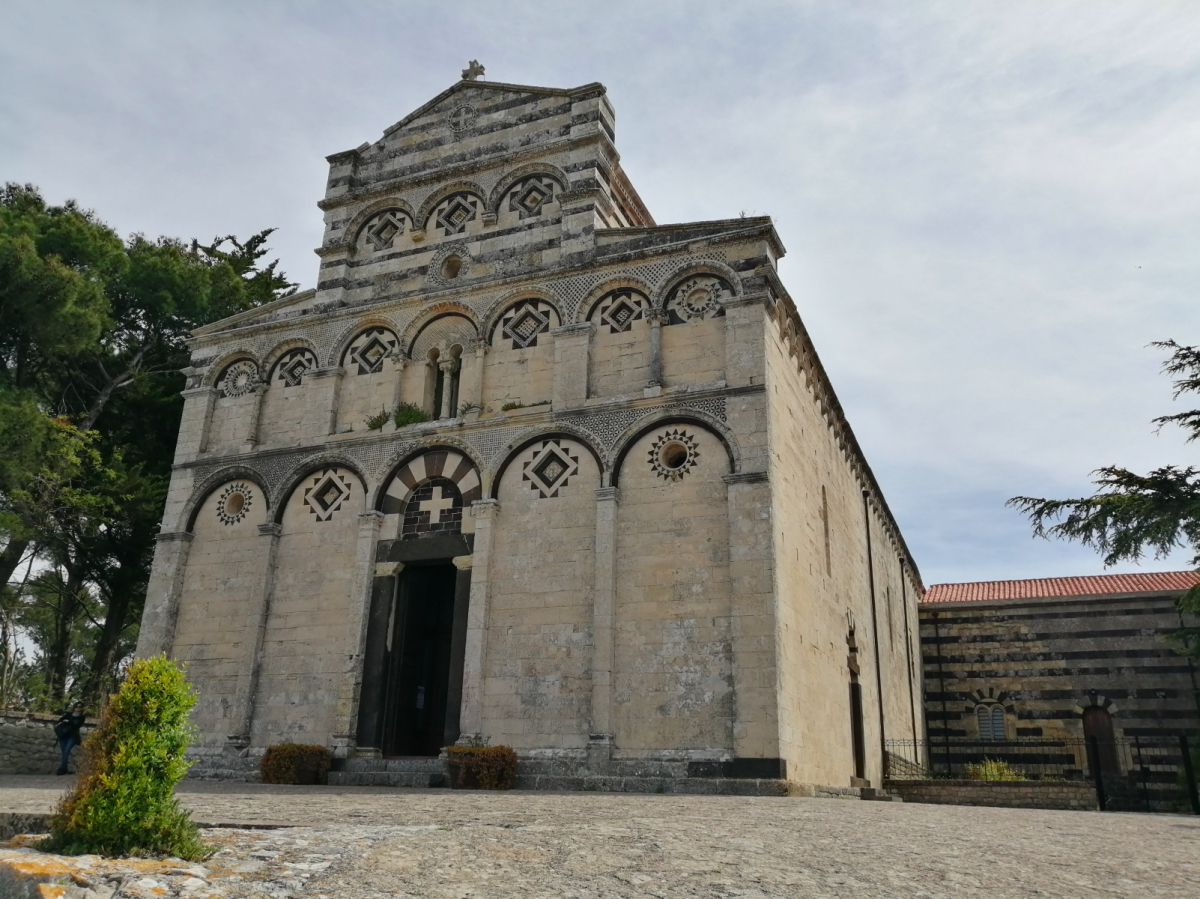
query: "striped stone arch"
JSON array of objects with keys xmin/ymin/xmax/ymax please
[{"xmin": 378, "ymin": 449, "xmax": 482, "ymax": 540}]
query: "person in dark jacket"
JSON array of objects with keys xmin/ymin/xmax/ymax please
[{"xmin": 54, "ymin": 703, "xmax": 86, "ymax": 775}]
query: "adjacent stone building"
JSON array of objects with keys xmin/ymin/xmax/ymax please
[
  {"xmin": 921, "ymin": 571, "xmax": 1200, "ymax": 743},
  {"xmin": 136, "ymin": 69, "xmax": 925, "ymax": 793}
]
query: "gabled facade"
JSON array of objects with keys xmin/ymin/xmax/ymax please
[{"xmin": 137, "ymin": 74, "xmax": 924, "ymax": 793}]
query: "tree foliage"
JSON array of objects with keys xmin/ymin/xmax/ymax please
[
  {"xmin": 0, "ymin": 183, "xmax": 292, "ymax": 711},
  {"xmin": 1009, "ymin": 341, "xmax": 1200, "ymax": 658}
]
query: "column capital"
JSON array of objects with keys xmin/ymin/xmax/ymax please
[
  {"xmin": 374, "ymin": 561, "xmax": 404, "ymax": 577},
  {"xmin": 470, "ymin": 497, "xmax": 499, "ymax": 518},
  {"xmin": 181, "ymin": 386, "xmax": 219, "ymax": 400},
  {"xmin": 256, "ymin": 522, "xmax": 282, "ymax": 537},
  {"xmin": 155, "ymin": 530, "xmax": 195, "ymax": 544},
  {"xmin": 594, "ymin": 486, "xmax": 620, "ymax": 503},
  {"xmin": 452, "ymin": 554, "xmax": 473, "ymax": 570},
  {"xmin": 470, "ymin": 337, "xmax": 489, "ymax": 354},
  {"xmin": 550, "ymin": 321, "xmax": 594, "ymax": 339},
  {"xmin": 722, "ymin": 471, "xmax": 768, "ymax": 486}
]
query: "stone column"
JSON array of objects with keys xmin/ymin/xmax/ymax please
[
  {"xmin": 647, "ymin": 312, "xmax": 665, "ymax": 389},
  {"xmin": 458, "ymin": 499, "xmax": 498, "ymax": 740},
  {"xmin": 224, "ymin": 522, "xmax": 282, "ymax": 755},
  {"xmin": 331, "ymin": 510, "xmax": 386, "ymax": 758},
  {"xmin": 459, "ymin": 338, "xmax": 487, "ymax": 413},
  {"xmin": 354, "ymin": 560, "xmax": 404, "ymax": 757},
  {"xmin": 444, "ymin": 555, "xmax": 474, "ymax": 748},
  {"xmin": 722, "ymin": 295, "xmax": 768, "ymax": 389},
  {"xmin": 302, "ymin": 366, "xmax": 345, "ymax": 436},
  {"xmin": 246, "ymin": 383, "xmax": 268, "ymax": 448},
  {"xmin": 389, "ymin": 353, "xmax": 409, "ymax": 410},
  {"xmin": 437, "ymin": 358, "xmax": 459, "ymax": 419},
  {"xmin": 134, "ymin": 531, "xmax": 194, "ymax": 659},
  {"xmin": 174, "ymin": 387, "xmax": 217, "ymax": 462},
  {"xmin": 723, "ymin": 471, "xmax": 781, "ymax": 761},
  {"xmin": 551, "ymin": 321, "xmax": 592, "ymax": 410},
  {"xmin": 591, "ymin": 487, "xmax": 619, "ymax": 741}
]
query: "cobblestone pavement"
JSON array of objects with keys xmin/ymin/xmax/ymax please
[{"xmin": 1, "ymin": 776, "xmax": 1197, "ymax": 898}]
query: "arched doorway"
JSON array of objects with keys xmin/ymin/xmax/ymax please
[
  {"xmin": 356, "ymin": 450, "xmax": 481, "ymax": 757},
  {"xmin": 1083, "ymin": 705, "xmax": 1120, "ymax": 777}
]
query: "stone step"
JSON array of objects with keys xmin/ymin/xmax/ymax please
[
  {"xmin": 339, "ymin": 757, "xmax": 447, "ymax": 774},
  {"xmin": 328, "ymin": 769, "xmax": 448, "ymax": 788},
  {"xmin": 513, "ymin": 774, "xmax": 790, "ymax": 796},
  {"xmin": 859, "ymin": 787, "xmax": 902, "ymax": 802}
]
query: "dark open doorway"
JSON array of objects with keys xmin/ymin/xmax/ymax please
[{"xmin": 381, "ymin": 564, "xmax": 458, "ymax": 757}]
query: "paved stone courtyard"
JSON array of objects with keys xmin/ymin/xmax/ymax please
[{"xmin": 1, "ymin": 777, "xmax": 1197, "ymax": 898}]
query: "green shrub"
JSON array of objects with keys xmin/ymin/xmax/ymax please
[
  {"xmin": 394, "ymin": 402, "xmax": 430, "ymax": 428},
  {"xmin": 500, "ymin": 400, "xmax": 525, "ymax": 411},
  {"xmin": 445, "ymin": 745, "xmax": 519, "ymax": 790},
  {"xmin": 41, "ymin": 655, "xmax": 209, "ymax": 859},
  {"xmin": 366, "ymin": 408, "xmax": 391, "ymax": 431},
  {"xmin": 260, "ymin": 743, "xmax": 332, "ymax": 785},
  {"xmin": 964, "ymin": 758, "xmax": 1024, "ymax": 781}
]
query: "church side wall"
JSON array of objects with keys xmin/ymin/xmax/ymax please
[
  {"xmin": 481, "ymin": 438, "xmax": 599, "ymax": 749},
  {"xmin": 764, "ymin": 322, "xmax": 923, "ymax": 789}
]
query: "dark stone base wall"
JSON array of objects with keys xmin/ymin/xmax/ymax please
[{"xmin": 887, "ymin": 778, "xmax": 1097, "ymax": 810}]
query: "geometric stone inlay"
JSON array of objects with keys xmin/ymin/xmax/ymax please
[
  {"xmin": 400, "ymin": 477, "xmax": 464, "ymax": 539},
  {"xmin": 665, "ymin": 275, "xmax": 733, "ymax": 324},
  {"xmin": 343, "ymin": 327, "xmax": 399, "ymax": 376},
  {"xmin": 215, "ymin": 481, "xmax": 254, "ymax": 526},
  {"xmin": 647, "ymin": 428, "xmax": 700, "ymax": 482},
  {"xmin": 434, "ymin": 193, "xmax": 480, "ymax": 236},
  {"xmin": 590, "ymin": 288, "xmax": 650, "ymax": 334},
  {"xmin": 362, "ymin": 209, "xmax": 409, "ymax": 253},
  {"xmin": 497, "ymin": 299, "xmax": 558, "ymax": 350},
  {"xmin": 271, "ymin": 347, "xmax": 318, "ymax": 388},
  {"xmin": 302, "ymin": 468, "xmax": 353, "ymax": 521},
  {"xmin": 507, "ymin": 175, "xmax": 559, "ymax": 219},
  {"xmin": 217, "ymin": 360, "xmax": 259, "ymax": 398},
  {"xmin": 522, "ymin": 439, "xmax": 580, "ymax": 498}
]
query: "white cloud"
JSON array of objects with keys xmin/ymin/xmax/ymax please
[{"xmin": 2, "ymin": 0, "xmax": 1197, "ymax": 585}]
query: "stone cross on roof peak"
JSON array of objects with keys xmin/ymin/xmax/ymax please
[{"xmin": 461, "ymin": 60, "xmax": 485, "ymax": 81}]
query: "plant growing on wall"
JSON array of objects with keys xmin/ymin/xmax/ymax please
[
  {"xmin": 394, "ymin": 402, "xmax": 429, "ymax": 428},
  {"xmin": 41, "ymin": 654, "xmax": 209, "ymax": 859}
]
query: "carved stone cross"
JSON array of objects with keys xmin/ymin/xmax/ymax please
[
  {"xmin": 461, "ymin": 60, "xmax": 485, "ymax": 81},
  {"xmin": 418, "ymin": 485, "xmax": 456, "ymax": 523}
]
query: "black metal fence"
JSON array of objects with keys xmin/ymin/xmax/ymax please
[{"xmin": 885, "ymin": 735, "xmax": 1200, "ymax": 814}]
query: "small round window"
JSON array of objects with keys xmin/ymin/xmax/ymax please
[
  {"xmin": 215, "ymin": 482, "xmax": 253, "ymax": 526},
  {"xmin": 648, "ymin": 429, "xmax": 700, "ymax": 482},
  {"xmin": 441, "ymin": 255, "xmax": 463, "ymax": 279}
]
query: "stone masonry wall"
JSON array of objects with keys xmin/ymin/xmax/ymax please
[
  {"xmin": 887, "ymin": 778, "xmax": 1097, "ymax": 811},
  {"xmin": 0, "ymin": 712, "xmax": 88, "ymax": 775}
]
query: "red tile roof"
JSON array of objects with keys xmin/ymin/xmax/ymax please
[{"xmin": 922, "ymin": 570, "xmax": 1200, "ymax": 604}]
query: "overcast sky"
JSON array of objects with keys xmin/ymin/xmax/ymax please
[{"xmin": 3, "ymin": 1, "xmax": 1197, "ymax": 587}]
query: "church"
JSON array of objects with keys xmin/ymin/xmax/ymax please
[{"xmin": 136, "ymin": 66, "xmax": 925, "ymax": 794}]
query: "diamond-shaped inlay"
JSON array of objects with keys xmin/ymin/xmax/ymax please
[
  {"xmin": 590, "ymin": 288, "xmax": 649, "ymax": 334},
  {"xmin": 522, "ymin": 440, "xmax": 580, "ymax": 498},
  {"xmin": 363, "ymin": 210, "xmax": 407, "ymax": 252},
  {"xmin": 303, "ymin": 469, "xmax": 352, "ymax": 521},
  {"xmin": 343, "ymin": 327, "xmax": 399, "ymax": 376},
  {"xmin": 271, "ymin": 348, "xmax": 317, "ymax": 388},
  {"xmin": 498, "ymin": 299, "xmax": 555, "ymax": 349},
  {"xmin": 436, "ymin": 195, "xmax": 477, "ymax": 234},
  {"xmin": 508, "ymin": 175, "xmax": 558, "ymax": 219}
]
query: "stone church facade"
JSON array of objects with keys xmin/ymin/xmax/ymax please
[{"xmin": 136, "ymin": 71, "xmax": 924, "ymax": 792}]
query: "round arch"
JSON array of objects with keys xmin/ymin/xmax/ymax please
[
  {"xmin": 488, "ymin": 427, "xmax": 607, "ymax": 500},
  {"xmin": 370, "ymin": 439, "xmax": 487, "ymax": 512},
  {"xmin": 203, "ymin": 351, "xmax": 261, "ymax": 389},
  {"xmin": 574, "ymin": 277, "xmax": 654, "ymax": 326},
  {"xmin": 482, "ymin": 288, "xmax": 563, "ymax": 345},
  {"xmin": 182, "ymin": 466, "xmax": 272, "ymax": 532},
  {"xmin": 652, "ymin": 259, "xmax": 744, "ymax": 312},
  {"xmin": 327, "ymin": 316, "xmax": 403, "ymax": 368},
  {"xmin": 342, "ymin": 197, "xmax": 419, "ymax": 255},
  {"xmin": 486, "ymin": 163, "xmax": 569, "ymax": 216},
  {"xmin": 270, "ymin": 454, "xmax": 369, "ymax": 523},
  {"xmin": 415, "ymin": 180, "xmax": 487, "ymax": 231},
  {"xmin": 399, "ymin": 303, "xmax": 479, "ymax": 356},
  {"xmin": 260, "ymin": 337, "xmax": 322, "ymax": 381},
  {"xmin": 610, "ymin": 413, "xmax": 739, "ymax": 486}
]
